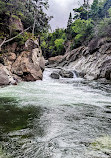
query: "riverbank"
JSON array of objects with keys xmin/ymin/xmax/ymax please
[{"xmin": 47, "ymin": 38, "xmax": 111, "ymax": 81}]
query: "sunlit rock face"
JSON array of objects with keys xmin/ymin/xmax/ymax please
[{"xmin": 11, "ymin": 39, "xmax": 45, "ymax": 81}]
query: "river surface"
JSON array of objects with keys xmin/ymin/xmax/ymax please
[{"xmin": 0, "ymin": 68, "xmax": 111, "ymax": 158}]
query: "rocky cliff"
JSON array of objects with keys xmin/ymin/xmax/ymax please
[
  {"xmin": 48, "ymin": 38, "xmax": 111, "ymax": 80},
  {"xmin": 0, "ymin": 38, "xmax": 45, "ymax": 86}
]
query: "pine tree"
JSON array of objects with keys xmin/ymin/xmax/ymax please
[
  {"xmin": 90, "ymin": 0, "xmax": 99, "ymax": 20},
  {"xmin": 67, "ymin": 12, "xmax": 72, "ymax": 29},
  {"xmin": 66, "ymin": 12, "xmax": 73, "ymax": 39},
  {"xmin": 73, "ymin": 1, "xmax": 90, "ymax": 20},
  {"xmin": 102, "ymin": 0, "xmax": 111, "ymax": 17}
]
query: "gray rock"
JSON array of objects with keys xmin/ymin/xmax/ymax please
[
  {"xmin": 55, "ymin": 38, "xmax": 111, "ymax": 81},
  {"xmin": 0, "ymin": 64, "xmax": 17, "ymax": 86},
  {"xmin": 50, "ymin": 72, "xmax": 60, "ymax": 79},
  {"xmin": 59, "ymin": 69, "xmax": 73, "ymax": 78}
]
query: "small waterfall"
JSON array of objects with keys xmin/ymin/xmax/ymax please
[{"xmin": 72, "ymin": 70, "xmax": 79, "ymax": 78}]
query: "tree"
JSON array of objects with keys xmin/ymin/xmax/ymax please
[
  {"xmin": 73, "ymin": 1, "xmax": 90, "ymax": 20},
  {"xmin": 90, "ymin": 0, "xmax": 99, "ymax": 20},
  {"xmin": 108, "ymin": 7, "xmax": 111, "ymax": 17},
  {"xmin": 29, "ymin": 0, "xmax": 51, "ymax": 34},
  {"xmin": 0, "ymin": 0, "xmax": 51, "ymax": 37},
  {"xmin": 71, "ymin": 19, "xmax": 94, "ymax": 47},
  {"xmin": 66, "ymin": 12, "xmax": 73, "ymax": 39},
  {"xmin": 101, "ymin": 0, "xmax": 111, "ymax": 17},
  {"xmin": 54, "ymin": 38, "xmax": 65, "ymax": 55},
  {"xmin": 67, "ymin": 12, "xmax": 72, "ymax": 29}
]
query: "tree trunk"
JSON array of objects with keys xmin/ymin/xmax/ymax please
[{"xmin": 32, "ymin": 11, "xmax": 36, "ymax": 36}]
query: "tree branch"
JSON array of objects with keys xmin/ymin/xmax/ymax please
[{"xmin": 0, "ymin": 27, "xmax": 31, "ymax": 50}]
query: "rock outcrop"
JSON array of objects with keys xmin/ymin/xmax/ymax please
[
  {"xmin": 48, "ymin": 38, "xmax": 111, "ymax": 80},
  {"xmin": 12, "ymin": 39, "xmax": 45, "ymax": 81},
  {"xmin": 0, "ymin": 38, "xmax": 45, "ymax": 85}
]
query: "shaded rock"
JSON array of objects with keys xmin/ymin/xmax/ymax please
[
  {"xmin": 50, "ymin": 72, "xmax": 60, "ymax": 79},
  {"xmin": 59, "ymin": 69, "xmax": 73, "ymax": 78},
  {"xmin": 79, "ymin": 72, "xmax": 86, "ymax": 78},
  {"xmin": 7, "ymin": 53, "xmax": 16, "ymax": 62},
  {"xmin": 25, "ymin": 39, "xmax": 39, "ymax": 51},
  {"xmin": 100, "ymin": 58, "xmax": 111, "ymax": 80},
  {"xmin": 1, "ymin": 52, "xmax": 16, "ymax": 67},
  {"xmin": 88, "ymin": 38, "xmax": 99, "ymax": 54},
  {"xmin": 6, "ymin": 42, "xmax": 18, "ymax": 53},
  {"xmin": 45, "ymin": 60, "xmax": 49, "ymax": 66},
  {"xmin": 0, "ymin": 64, "xmax": 17, "ymax": 86},
  {"xmin": 48, "ymin": 55, "xmax": 63, "ymax": 65}
]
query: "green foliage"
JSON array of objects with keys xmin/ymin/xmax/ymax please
[
  {"xmin": 73, "ymin": 6, "xmax": 88, "ymax": 20},
  {"xmin": 101, "ymin": 0, "xmax": 111, "ymax": 18},
  {"xmin": 13, "ymin": 32, "xmax": 37, "ymax": 46},
  {"xmin": 41, "ymin": 29, "xmax": 66, "ymax": 58},
  {"xmin": 54, "ymin": 38, "xmax": 65, "ymax": 53},
  {"xmin": 71, "ymin": 19, "xmax": 94, "ymax": 47},
  {"xmin": 108, "ymin": 7, "xmax": 111, "ymax": 17},
  {"xmin": 90, "ymin": 0, "xmax": 99, "ymax": 20},
  {"xmin": 95, "ymin": 17, "xmax": 111, "ymax": 37},
  {"xmin": 0, "ymin": 0, "xmax": 51, "ymax": 37}
]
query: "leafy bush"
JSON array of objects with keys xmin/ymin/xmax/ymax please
[{"xmin": 54, "ymin": 38, "xmax": 65, "ymax": 54}]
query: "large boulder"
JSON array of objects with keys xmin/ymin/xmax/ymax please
[
  {"xmin": 11, "ymin": 39, "xmax": 45, "ymax": 81},
  {"xmin": 0, "ymin": 64, "xmax": 17, "ymax": 86}
]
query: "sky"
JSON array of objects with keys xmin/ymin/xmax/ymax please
[{"xmin": 48, "ymin": 0, "xmax": 93, "ymax": 31}]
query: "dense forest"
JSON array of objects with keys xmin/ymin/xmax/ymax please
[{"xmin": 0, "ymin": 0, "xmax": 51, "ymax": 51}]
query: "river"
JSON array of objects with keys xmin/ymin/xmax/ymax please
[{"xmin": 0, "ymin": 68, "xmax": 111, "ymax": 158}]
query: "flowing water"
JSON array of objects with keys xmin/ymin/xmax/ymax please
[{"xmin": 0, "ymin": 68, "xmax": 111, "ymax": 158}]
